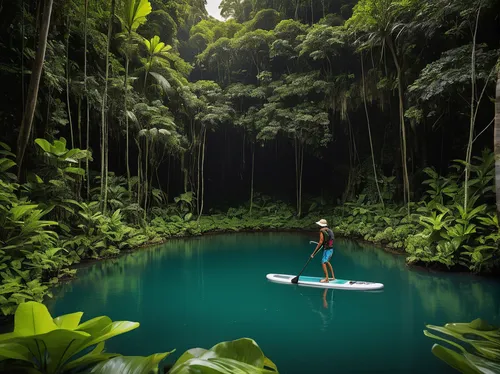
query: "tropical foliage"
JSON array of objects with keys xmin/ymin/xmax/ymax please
[
  {"xmin": 0, "ymin": 301, "xmax": 278, "ymax": 374},
  {"xmin": 424, "ymin": 318, "xmax": 500, "ymax": 374},
  {"xmin": 332, "ymin": 149, "xmax": 499, "ymax": 272}
]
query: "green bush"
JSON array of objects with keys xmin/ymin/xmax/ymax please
[{"xmin": 332, "ymin": 150, "xmax": 499, "ymax": 273}]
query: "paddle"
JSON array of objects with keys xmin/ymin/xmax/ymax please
[{"xmin": 291, "ymin": 241, "xmax": 320, "ymax": 284}]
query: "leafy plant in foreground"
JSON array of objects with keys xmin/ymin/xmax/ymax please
[
  {"xmin": 0, "ymin": 301, "xmax": 149, "ymax": 373},
  {"xmin": 424, "ymin": 318, "xmax": 500, "ymax": 373},
  {"xmin": 168, "ymin": 338, "xmax": 279, "ymax": 373},
  {"xmin": 0, "ymin": 302, "xmax": 280, "ymax": 374}
]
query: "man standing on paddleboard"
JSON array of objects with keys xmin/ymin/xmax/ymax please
[{"xmin": 310, "ymin": 219, "xmax": 335, "ymax": 283}]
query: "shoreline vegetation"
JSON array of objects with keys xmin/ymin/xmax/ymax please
[
  {"xmin": 0, "ymin": 139, "xmax": 499, "ymax": 321},
  {"xmin": 1, "ymin": 157, "xmax": 498, "ymax": 321}
]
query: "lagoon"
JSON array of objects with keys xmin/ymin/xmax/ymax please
[{"xmin": 47, "ymin": 232, "xmax": 500, "ymax": 373}]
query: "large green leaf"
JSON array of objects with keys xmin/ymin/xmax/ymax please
[
  {"xmin": 13, "ymin": 301, "xmax": 57, "ymax": 336},
  {"xmin": 172, "ymin": 348, "xmax": 208, "ymax": 368},
  {"xmin": 202, "ymin": 338, "xmax": 265, "ymax": 368},
  {"xmin": 0, "ymin": 302, "xmax": 140, "ymax": 373},
  {"xmin": 169, "ymin": 357, "xmax": 279, "ymax": 374},
  {"xmin": 124, "ymin": 0, "xmax": 152, "ymax": 32},
  {"xmin": 78, "ymin": 321, "xmax": 141, "ymax": 351},
  {"xmin": 464, "ymin": 351, "xmax": 500, "ymax": 373},
  {"xmin": 34, "ymin": 138, "xmax": 53, "ymax": 154},
  {"xmin": 169, "ymin": 338, "xmax": 279, "ymax": 374},
  {"xmin": 76, "ymin": 316, "xmax": 113, "ymax": 335},
  {"xmin": 263, "ymin": 357, "xmax": 278, "ymax": 372},
  {"xmin": 424, "ymin": 318, "xmax": 500, "ymax": 373},
  {"xmin": 88, "ymin": 352, "xmax": 173, "ymax": 374},
  {"xmin": 63, "ymin": 167, "xmax": 86, "ymax": 176},
  {"xmin": 430, "ymin": 344, "xmax": 482, "ymax": 374},
  {"xmin": 0, "ymin": 329, "xmax": 91, "ymax": 371},
  {"xmin": 9, "ymin": 205, "xmax": 38, "ymax": 222},
  {"xmin": 0, "ymin": 141, "xmax": 11, "ymax": 151},
  {"xmin": 53, "ymin": 312, "xmax": 84, "ymax": 330},
  {"xmin": 64, "ymin": 342, "xmax": 121, "ymax": 371},
  {"xmin": 0, "ymin": 158, "xmax": 16, "ymax": 173},
  {"xmin": 0, "ymin": 342, "xmax": 33, "ymax": 363},
  {"xmin": 55, "ymin": 321, "xmax": 141, "ymax": 369}
]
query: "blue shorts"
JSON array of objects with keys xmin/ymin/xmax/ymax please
[{"xmin": 322, "ymin": 249, "xmax": 333, "ymax": 264}]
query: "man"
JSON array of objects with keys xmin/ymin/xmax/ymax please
[{"xmin": 310, "ymin": 218, "xmax": 335, "ymax": 283}]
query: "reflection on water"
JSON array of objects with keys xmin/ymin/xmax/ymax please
[
  {"xmin": 335, "ymin": 238, "xmax": 500, "ymax": 324},
  {"xmin": 299, "ymin": 288, "xmax": 336, "ymax": 332},
  {"xmin": 407, "ymin": 270, "xmax": 499, "ymax": 323}
]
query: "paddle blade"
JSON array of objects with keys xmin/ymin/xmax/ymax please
[{"xmin": 291, "ymin": 276, "xmax": 299, "ymax": 284}]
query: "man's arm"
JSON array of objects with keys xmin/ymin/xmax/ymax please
[{"xmin": 311, "ymin": 231, "xmax": 324, "ymax": 258}]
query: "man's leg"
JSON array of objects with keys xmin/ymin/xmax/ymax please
[
  {"xmin": 320, "ymin": 250, "xmax": 329, "ymax": 282},
  {"xmin": 326, "ymin": 250, "xmax": 335, "ymax": 279},
  {"xmin": 327, "ymin": 261, "xmax": 335, "ymax": 280},
  {"xmin": 320, "ymin": 263, "xmax": 329, "ymax": 282}
]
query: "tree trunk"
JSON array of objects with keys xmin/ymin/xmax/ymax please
[
  {"xmin": 101, "ymin": 0, "xmax": 115, "ymax": 213},
  {"xmin": 387, "ymin": 36, "xmax": 410, "ymax": 215},
  {"xmin": 166, "ymin": 154, "xmax": 171, "ymax": 203},
  {"xmin": 298, "ymin": 141, "xmax": 304, "ymax": 218},
  {"xmin": 294, "ymin": 137, "xmax": 299, "ymax": 214},
  {"xmin": 137, "ymin": 139, "xmax": 142, "ymax": 206},
  {"xmin": 84, "ymin": 0, "xmax": 90, "ymax": 200},
  {"xmin": 21, "ymin": 0, "xmax": 25, "ymax": 110},
  {"xmin": 310, "ymin": 0, "xmax": 313, "ymax": 24},
  {"xmin": 495, "ymin": 70, "xmax": 500, "ymax": 219},
  {"xmin": 16, "ymin": 0, "xmax": 54, "ymax": 180},
  {"xmin": 361, "ymin": 54, "xmax": 384, "ymax": 207},
  {"xmin": 104, "ymin": 111, "xmax": 109, "ymax": 213},
  {"xmin": 66, "ymin": 13, "xmax": 74, "ymax": 149},
  {"xmin": 77, "ymin": 97, "xmax": 82, "ymax": 199},
  {"xmin": 147, "ymin": 143, "xmax": 155, "ymax": 213},
  {"xmin": 250, "ymin": 142, "xmax": 255, "ymax": 215},
  {"xmin": 144, "ymin": 137, "xmax": 149, "ymax": 220},
  {"xmin": 182, "ymin": 151, "xmax": 188, "ymax": 193},
  {"xmin": 464, "ymin": 6, "xmax": 481, "ymax": 213},
  {"xmin": 198, "ymin": 128, "xmax": 207, "ymax": 221},
  {"xmin": 197, "ymin": 137, "xmax": 202, "ymax": 215},
  {"xmin": 125, "ymin": 56, "xmax": 131, "ymax": 194},
  {"xmin": 342, "ymin": 115, "xmax": 354, "ymax": 203}
]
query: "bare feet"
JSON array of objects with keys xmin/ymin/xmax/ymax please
[{"xmin": 320, "ymin": 278, "xmax": 329, "ymax": 283}]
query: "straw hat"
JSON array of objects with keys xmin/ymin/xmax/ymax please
[{"xmin": 315, "ymin": 219, "xmax": 328, "ymax": 227}]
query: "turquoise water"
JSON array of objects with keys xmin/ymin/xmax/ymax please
[{"xmin": 47, "ymin": 232, "xmax": 500, "ymax": 373}]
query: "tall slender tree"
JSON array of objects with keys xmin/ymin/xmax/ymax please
[
  {"xmin": 16, "ymin": 0, "xmax": 54, "ymax": 180},
  {"xmin": 119, "ymin": 0, "xmax": 152, "ymax": 194},
  {"xmin": 346, "ymin": 0, "xmax": 412, "ymax": 215},
  {"xmin": 495, "ymin": 69, "xmax": 500, "ymax": 218},
  {"xmin": 101, "ymin": 0, "xmax": 116, "ymax": 213},
  {"xmin": 84, "ymin": 0, "xmax": 90, "ymax": 200},
  {"xmin": 361, "ymin": 53, "xmax": 384, "ymax": 207}
]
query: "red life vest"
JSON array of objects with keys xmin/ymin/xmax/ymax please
[{"xmin": 320, "ymin": 227, "xmax": 334, "ymax": 249}]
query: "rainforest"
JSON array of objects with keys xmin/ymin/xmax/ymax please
[{"xmin": 0, "ymin": 0, "xmax": 499, "ymax": 372}]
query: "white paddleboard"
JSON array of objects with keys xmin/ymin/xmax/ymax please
[{"xmin": 266, "ymin": 273, "xmax": 384, "ymax": 291}]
